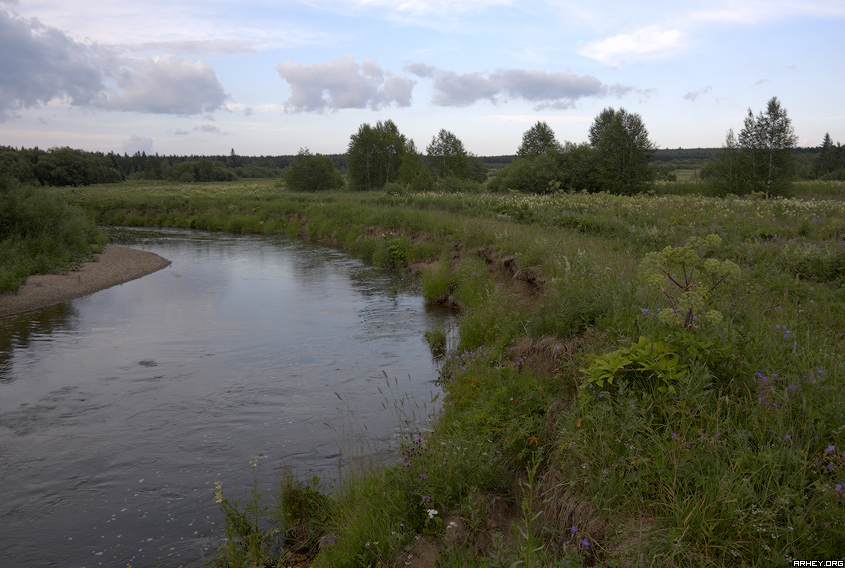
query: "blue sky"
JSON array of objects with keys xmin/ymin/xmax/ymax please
[{"xmin": 1, "ymin": 0, "xmax": 843, "ymax": 157}]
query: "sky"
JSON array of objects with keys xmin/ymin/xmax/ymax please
[{"xmin": 1, "ymin": 0, "xmax": 844, "ymax": 157}]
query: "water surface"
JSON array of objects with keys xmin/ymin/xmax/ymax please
[{"xmin": 0, "ymin": 231, "xmax": 452, "ymax": 567}]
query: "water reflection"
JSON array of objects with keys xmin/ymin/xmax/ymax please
[
  {"xmin": 0, "ymin": 230, "xmax": 454, "ymax": 568},
  {"xmin": 0, "ymin": 302, "xmax": 78, "ymax": 382}
]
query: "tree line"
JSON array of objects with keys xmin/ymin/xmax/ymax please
[{"xmin": 2, "ymin": 96, "xmax": 841, "ymax": 194}]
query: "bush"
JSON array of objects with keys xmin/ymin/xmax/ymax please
[
  {"xmin": 0, "ymin": 177, "xmax": 104, "ymax": 292},
  {"xmin": 285, "ymin": 149, "xmax": 346, "ymax": 192}
]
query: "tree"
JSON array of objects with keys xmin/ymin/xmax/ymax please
[
  {"xmin": 347, "ymin": 120, "xmax": 406, "ymax": 191},
  {"xmin": 426, "ymin": 129, "xmax": 470, "ymax": 180},
  {"xmin": 703, "ymin": 129, "xmax": 743, "ymax": 195},
  {"xmin": 284, "ymin": 148, "xmax": 345, "ymax": 192},
  {"xmin": 517, "ymin": 121, "xmax": 560, "ymax": 158},
  {"xmin": 398, "ymin": 139, "xmax": 434, "ymax": 192},
  {"xmin": 813, "ymin": 132, "xmax": 840, "ymax": 178},
  {"xmin": 588, "ymin": 108, "xmax": 656, "ymax": 194},
  {"xmin": 737, "ymin": 96, "xmax": 798, "ymax": 198}
]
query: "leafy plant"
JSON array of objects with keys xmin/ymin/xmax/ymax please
[
  {"xmin": 579, "ymin": 335, "xmax": 688, "ymax": 403},
  {"xmin": 211, "ymin": 457, "xmax": 280, "ymax": 566},
  {"xmin": 639, "ymin": 234, "xmax": 740, "ymax": 328}
]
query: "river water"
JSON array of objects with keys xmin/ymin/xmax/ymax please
[{"xmin": 0, "ymin": 230, "xmax": 453, "ymax": 568}]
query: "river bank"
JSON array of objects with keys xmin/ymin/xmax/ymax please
[
  {"xmin": 0, "ymin": 245, "xmax": 171, "ymax": 317},
  {"xmin": 56, "ymin": 182, "xmax": 845, "ymax": 565}
]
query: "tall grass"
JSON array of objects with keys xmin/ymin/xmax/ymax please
[
  {"xmin": 0, "ymin": 177, "xmax": 105, "ymax": 293},
  {"xmin": 70, "ymin": 181, "xmax": 845, "ymax": 566}
]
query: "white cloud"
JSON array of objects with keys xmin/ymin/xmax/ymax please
[
  {"xmin": 194, "ymin": 124, "xmax": 225, "ymax": 134},
  {"xmin": 276, "ymin": 55, "xmax": 416, "ymax": 114},
  {"xmin": 0, "ymin": 10, "xmax": 104, "ymax": 120},
  {"xmin": 481, "ymin": 115, "xmax": 591, "ymax": 123},
  {"xmin": 684, "ymin": 86, "xmax": 712, "ymax": 102},
  {"xmin": 688, "ymin": 0, "xmax": 845, "ymax": 26},
  {"xmin": 121, "ymin": 134, "xmax": 152, "ymax": 154},
  {"xmin": 579, "ymin": 25, "xmax": 684, "ymax": 66},
  {"xmin": 102, "ymin": 57, "xmax": 228, "ymax": 115},
  {"xmin": 0, "ymin": 10, "xmax": 229, "ymax": 120},
  {"xmin": 405, "ymin": 64, "xmax": 631, "ymax": 109},
  {"xmin": 311, "ymin": 0, "xmax": 514, "ymax": 23}
]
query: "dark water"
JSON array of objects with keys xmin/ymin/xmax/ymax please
[{"xmin": 0, "ymin": 231, "xmax": 453, "ymax": 568}]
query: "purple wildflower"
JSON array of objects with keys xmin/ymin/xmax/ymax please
[
  {"xmin": 570, "ymin": 526, "xmax": 577, "ymax": 535},
  {"xmin": 829, "ymin": 463, "xmax": 835, "ymax": 472},
  {"xmin": 419, "ymin": 473, "xmax": 427, "ymax": 480},
  {"xmin": 784, "ymin": 434, "xmax": 792, "ymax": 441},
  {"xmin": 827, "ymin": 445, "xmax": 836, "ymax": 454},
  {"xmin": 422, "ymin": 495, "xmax": 431, "ymax": 503},
  {"xmin": 580, "ymin": 538, "xmax": 590, "ymax": 548}
]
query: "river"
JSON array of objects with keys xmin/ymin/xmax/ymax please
[{"xmin": 0, "ymin": 230, "xmax": 453, "ymax": 567}]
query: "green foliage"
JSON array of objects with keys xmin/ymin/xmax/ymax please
[
  {"xmin": 589, "ymin": 107, "xmax": 657, "ymax": 194},
  {"xmin": 398, "ymin": 139, "xmax": 436, "ymax": 192},
  {"xmin": 277, "ymin": 470, "xmax": 331, "ymax": 553},
  {"xmin": 164, "ymin": 158, "xmax": 235, "ymax": 182},
  {"xmin": 421, "ymin": 257, "xmax": 451, "ymax": 302},
  {"xmin": 0, "ymin": 177, "xmax": 104, "ymax": 292},
  {"xmin": 347, "ymin": 120, "xmax": 406, "ymax": 191},
  {"xmin": 284, "ymin": 148, "xmax": 346, "ymax": 192},
  {"xmin": 487, "ymin": 143, "xmax": 600, "ymax": 195},
  {"xmin": 211, "ymin": 457, "xmax": 281, "ymax": 567},
  {"xmin": 424, "ymin": 328, "xmax": 447, "ymax": 356},
  {"xmin": 517, "ymin": 121, "xmax": 560, "ymax": 158},
  {"xmin": 427, "ymin": 129, "xmax": 471, "ymax": 180},
  {"xmin": 737, "ymin": 96, "xmax": 799, "ymax": 198},
  {"xmin": 579, "ymin": 336, "xmax": 689, "ymax": 405},
  {"xmin": 0, "ymin": 146, "xmax": 124, "ymax": 186},
  {"xmin": 639, "ymin": 234, "xmax": 740, "ymax": 328}
]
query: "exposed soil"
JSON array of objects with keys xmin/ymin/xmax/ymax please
[{"xmin": 0, "ymin": 245, "xmax": 171, "ymax": 317}]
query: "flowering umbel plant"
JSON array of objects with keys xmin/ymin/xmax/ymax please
[{"xmin": 639, "ymin": 234, "xmax": 740, "ymax": 328}]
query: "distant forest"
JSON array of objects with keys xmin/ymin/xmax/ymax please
[{"xmin": 0, "ymin": 142, "xmax": 842, "ymax": 187}]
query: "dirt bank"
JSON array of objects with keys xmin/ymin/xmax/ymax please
[{"xmin": 0, "ymin": 245, "xmax": 171, "ymax": 317}]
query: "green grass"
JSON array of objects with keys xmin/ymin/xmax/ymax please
[{"xmin": 63, "ymin": 180, "xmax": 845, "ymax": 566}]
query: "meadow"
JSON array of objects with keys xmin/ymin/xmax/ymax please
[{"xmin": 53, "ymin": 180, "xmax": 845, "ymax": 565}]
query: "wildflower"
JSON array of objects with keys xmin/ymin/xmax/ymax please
[
  {"xmin": 580, "ymin": 538, "xmax": 590, "ymax": 548},
  {"xmin": 672, "ymin": 432, "xmax": 678, "ymax": 439},
  {"xmin": 422, "ymin": 495, "xmax": 431, "ymax": 503},
  {"xmin": 827, "ymin": 445, "xmax": 836, "ymax": 454},
  {"xmin": 415, "ymin": 436, "xmax": 424, "ymax": 443},
  {"xmin": 570, "ymin": 526, "xmax": 578, "ymax": 535},
  {"xmin": 249, "ymin": 455, "xmax": 258, "ymax": 468},
  {"xmin": 419, "ymin": 473, "xmax": 427, "ymax": 480},
  {"xmin": 427, "ymin": 509, "xmax": 438, "ymax": 519},
  {"xmin": 784, "ymin": 434, "xmax": 792, "ymax": 441},
  {"xmin": 836, "ymin": 485, "xmax": 842, "ymax": 494},
  {"xmin": 829, "ymin": 463, "xmax": 835, "ymax": 472},
  {"xmin": 213, "ymin": 481, "xmax": 223, "ymax": 504}
]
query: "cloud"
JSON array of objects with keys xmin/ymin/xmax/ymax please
[
  {"xmin": 102, "ymin": 57, "xmax": 228, "ymax": 114},
  {"xmin": 130, "ymin": 39, "xmax": 258, "ymax": 56},
  {"xmin": 481, "ymin": 115, "xmax": 592, "ymax": 123},
  {"xmin": 405, "ymin": 63, "xmax": 631, "ymax": 110},
  {"xmin": 578, "ymin": 25, "xmax": 684, "ymax": 66},
  {"xmin": 754, "ymin": 78, "xmax": 769, "ymax": 85},
  {"xmin": 173, "ymin": 128, "xmax": 190, "ymax": 135},
  {"xmin": 194, "ymin": 124, "xmax": 225, "ymax": 134},
  {"xmin": 276, "ymin": 55, "xmax": 416, "ymax": 114},
  {"xmin": 0, "ymin": 10, "xmax": 228, "ymax": 120},
  {"xmin": 684, "ymin": 86, "xmax": 712, "ymax": 102},
  {"xmin": 121, "ymin": 134, "xmax": 152, "ymax": 154},
  {"xmin": 403, "ymin": 62, "xmax": 437, "ymax": 78},
  {"xmin": 0, "ymin": 10, "xmax": 104, "ymax": 120}
]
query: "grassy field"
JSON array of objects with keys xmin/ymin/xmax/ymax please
[{"xmin": 61, "ymin": 179, "xmax": 845, "ymax": 566}]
